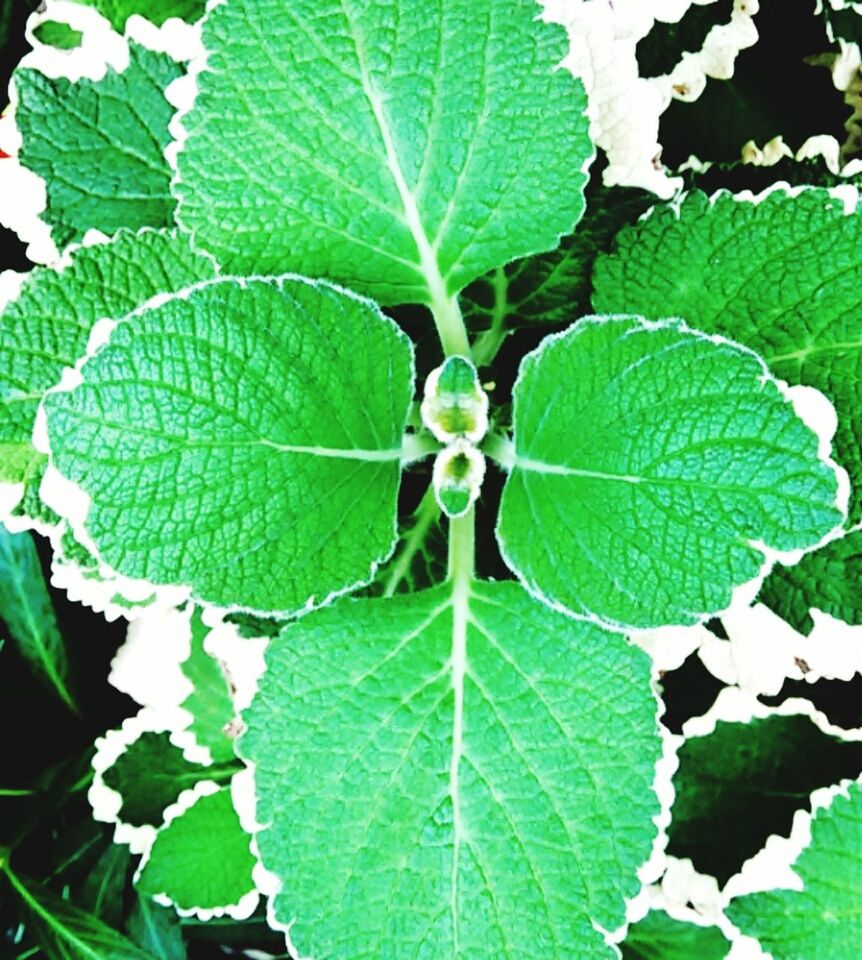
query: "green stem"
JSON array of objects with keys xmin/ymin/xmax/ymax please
[
  {"xmin": 447, "ymin": 508, "xmax": 475, "ymax": 585},
  {"xmin": 0, "ymin": 788, "xmax": 33, "ymax": 796},
  {"xmin": 481, "ymin": 431, "xmax": 515, "ymax": 470},
  {"xmin": 383, "ymin": 486, "xmax": 441, "ymax": 598},
  {"xmin": 430, "ymin": 290, "xmax": 471, "ymax": 358},
  {"xmin": 471, "ymin": 266, "xmax": 509, "ymax": 367}
]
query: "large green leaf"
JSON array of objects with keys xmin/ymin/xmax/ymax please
[
  {"xmin": 592, "ymin": 188, "xmax": 862, "ymax": 522},
  {"xmin": 0, "ymin": 229, "xmax": 216, "ymax": 490},
  {"xmin": 759, "ymin": 528, "xmax": 862, "ymax": 634},
  {"xmin": 175, "ymin": 0, "xmax": 591, "ymax": 309},
  {"xmin": 136, "ymin": 785, "xmax": 255, "ymax": 914},
  {"xmin": 67, "ymin": 0, "xmax": 205, "ymax": 32},
  {"xmin": 15, "ymin": 44, "xmax": 181, "ymax": 248},
  {"xmin": 727, "ymin": 779, "xmax": 862, "ymax": 960},
  {"xmin": 240, "ymin": 580, "xmax": 661, "ymax": 960},
  {"xmin": 3, "ymin": 866, "xmax": 154, "ymax": 960},
  {"xmin": 669, "ymin": 715, "xmax": 862, "ymax": 885},
  {"xmin": 45, "ymin": 277, "xmax": 414, "ymax": 614},
  {"xmin": 496, "ymin": 316, "xmax": 842, "ymax": 630},
  {"xmin": 620, "ymin": 909, "xmax": 730, "ymax": 960},
  {"xmin": 0, "ymin": 527, "xmax": 76, "ymax": 711}
]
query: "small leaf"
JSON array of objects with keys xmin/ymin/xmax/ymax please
[
  {"xmin": 127, "ymin": 894, "xmax": 186, "ymax": 960},
  {"xmin": 727, "ymin": 779, "xmax": 862, "ymax": 960},
  {"xmin": 45, "ymin": 277, "xmax": 415, "ymax": 614},
  {"xmin": 759, "ymin": 528, "xmax": 862, "ymax": 634},
  {"xmin": 621, "ymin": 909, "xmax": 730, "ymax": 960},
  {"xmin": 240, "ymin": 580, "xmax": 661, "ymax": 959},
  {"xmin": 66, "ymin": 0, "xmax": 205, "ymax": 32},
  {"xmin": 15, "ymin": 44, "xmax": 182, "ymax": 247},
  {"xmin": 32, "ymin": 20, "xmax": 83, "ymax": 49},
  {"xmin": 4, "ymin": 866, "xmax": 153, "ymax": 960},
  {"xmin": 175, "ymin": 0, "xmax": 592, "ymax": 306},
  {"xmin": 0, "ymin": 527, "xmax": 76, "ymax": 712},
  {"xmin": 136, "ymin": 784, "xmax": 256, "ymax": 915},
  {"xmin": 669, "ymin": 715, "xmax": 862, "ymax": 885},
  {"xmin": 0, "ymin": 229, "xmax": 216, "ymax": 489},
  {"xmin": 593, "ymin": 188, "xmax": 862, "ymax": 521},
  {"xmin": 497, "ymin": 316, "xmax": 842, "ymax": 629},
  {"xmin": 180, "ymin": 612, "xmax": 239, "ymax": 765},
  {"xmin": 101, "ymin": 732, "xmax": 225, "ymax": 829}
]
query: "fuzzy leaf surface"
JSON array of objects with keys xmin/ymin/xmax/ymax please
[
  {"xmin": 16, "ymin": 44, "xmax": 181, "ymax": 247},
  {"xmin": 175, "ymin": 0, "xmax": 591, "ymax": 305},
  {"xmin": 759, "ymin": 528, "xmax": 862, "ymax": 634},
  {"xmin": 0, "ymin": 527, "xmax": 75, "ymax": 711},
  {"xmin": 45, "ymin": 278, "xmax": 414, "ymax": 614},
  {"xmin": 727, "ymin": 779, "xmax": 862, "ymax": 960},
  {"xmin": 497, "ymin": 316, "xmax": 841, "ymax": 629},
  {"xmin": 241, "ymin": 580, "xmax": 660, "ymax": 960},
  {"xmin": 593, "ymin": 189, "xmax": 862, "ymax": 520},
  {"xmin": 0, "ymin": 229, "xmax": 215, "ymax": 488},
  {"xmin": 136, "ymin": 786, "xmax": 255, "ymax": 911}
]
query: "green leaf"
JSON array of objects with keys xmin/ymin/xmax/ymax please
[
  {"xmin": 46, "ymin": 277, "xmax": 415, "ymax": 614},
  {"xmin": 180, "ymin": 612, "xmax": 238, "ymax": 764},
  {"xmin": 101, "ymin": 732, "xmax": 225, "ymax": 829},
  {"xmin": 127, "ymin": 895, "xmax": 186, "ymax": 960},
  {"xmin": 79, "ymin": 845, "xmax": 131, "ymax": 927},
  {"xmin": 758, "ymin": 528, "xmax": 862, "ymax": 634},
  {"xmin": 592, "ymin": 188, "xmax": 862, "ymax": 522},
  {"xmin": 4, "ymin": 866, "xmax": 154, "ymax": 960},
  {"xmin": 496, "ymin": 316, "xmax": 842, "ymax": 630},
  {"xmin": 0, "ymin": 527, "xmax": 76, "ymax": 711},
  {"xmin": 669, "ymin": 715, "xmax": 862, "ymax": 885},
  {"xmin": 240, "ymin": 580, "xmax": 661, "ymax": 959},
  {"xmin": 620, "ymin": 910, "xmax": 730, "ymax": 960},
  {"xmin": 175, "ymin": 0, "xmax": 592, "ymax": 308},
  {"xmin": 727, "ymin": 779, "xmax": 862, "ymax": 960},
  {"xmin": 32, "ymin": 20, "xmax": 83, "ymax": 50},
  {"xmin": 461, "ymin": 186, "xmax": 653, "ymax": 336},
  {"xmin": 15, "ymin": 44, "xmax": 182, "ymax": 247},
  {"xmin": 0, "ymin": 229, "xmax": 216, "ymax": 488},
  {"xmin": 136, "ymin": 785, "xmax": 255, "ymax": 914},
  {"xmin": 67, "ymin": 0, "xmax": 205, "ymax": 32}
]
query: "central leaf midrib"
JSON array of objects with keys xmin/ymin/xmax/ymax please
[{"xmin": 339, "ymin": 0, "xmax": 449, "ymax": 306}]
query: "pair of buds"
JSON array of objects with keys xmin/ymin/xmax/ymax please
[{"xmin": 420, "ymin": 356, "xmax": 489, "ymax": 518}]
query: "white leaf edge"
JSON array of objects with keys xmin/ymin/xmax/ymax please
[
  {"xmin": 496, "ymin": 312, "xmax": 848, "ymax": 635},
  {"xmin": 539, "ymin": 0, "xmax": 760, "ymax": 199},
  {"xmin": 0, "ymin": 0, "xmax": 201, "ymax": 266},
  {"xmin": 133, "ymin": 776, "xmax": 260, "ymax": 921},
  {"xmin": 35, "ymin": 272, "xmax": 414, "ymax": 621}
]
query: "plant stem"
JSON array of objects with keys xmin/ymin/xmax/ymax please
[
  {"xmin": 0, "ymin": 788, "xmax": 33, "ymax": 796},
  {"xmin": 447, "ymin": 508, "xmax": 475, "ymax": 585},
  {"xmin": 383, "ymin": 486, "xmax": 441, "ymax": 598},
  {"xmin": 430, "ymin": 290, "xmax": 471, "ymax": 358},
  {"xmin": 481, "ymin": 431, "xmax": 516, "ymax": 470},
  {"xmin": 471, "ymin": 266, "xmax": 509, "ymax": 367}
]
